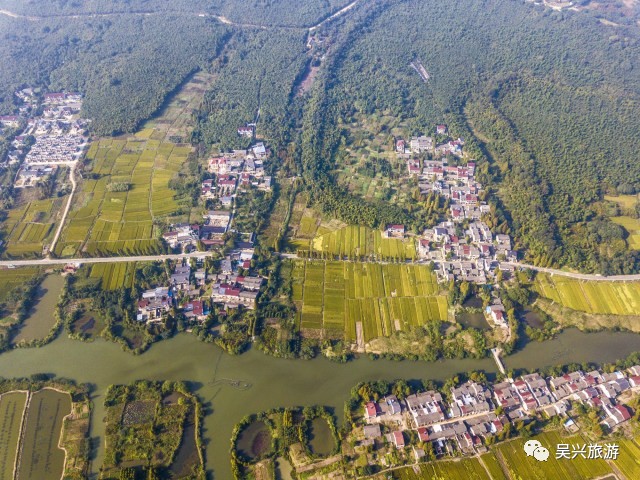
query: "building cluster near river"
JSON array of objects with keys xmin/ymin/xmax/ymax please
[{"xmin": 362, "ymin": 365, "xmax": 640, "ymax": 459}]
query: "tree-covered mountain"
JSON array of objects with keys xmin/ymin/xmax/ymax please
[{"xmin": 298, "ymin": 0, "xmax": 640, "ymax": 273}]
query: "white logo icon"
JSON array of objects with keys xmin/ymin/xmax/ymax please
[
  {"xmin": 524, "ymin": 440, "xmax": 542, "ymax": 456},
  {"xmin": 533, "ymin": 446, "xmax": 550, "ymax": 462},
  {"xmin": 523, "ymin": 440, "xmax": 549, "ymax": 462}
]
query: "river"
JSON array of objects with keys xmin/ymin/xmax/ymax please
[{"xmin": 1, "ymin": 323, "xmax": 640, "ymax": 478}]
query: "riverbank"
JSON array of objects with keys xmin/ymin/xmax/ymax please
[{"xmin": 0, "ymin": 329, "xmax": 639, "ymax": 478}]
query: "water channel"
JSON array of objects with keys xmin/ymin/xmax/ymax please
[{"xmin": 1, "ymin": 302, "xmax": 640, "ymax": 478}]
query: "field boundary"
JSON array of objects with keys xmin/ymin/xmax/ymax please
[{"xmin": 11, "ymin": 390, "xmax": 31, "ymax": 480}]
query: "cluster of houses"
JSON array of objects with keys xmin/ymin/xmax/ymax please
[
  {"xmin": 361, "ymin": 366, "xmax": 640, "ymax": 459},
  {"xmin": 137, "ymin": 242, "xmax": 264, "ymax": 323},
  {"xmin": 418, "ymin": 221, "xmax": 517, "ymax": 283},
  {"xmin": 392, "ymin": 125, "xmax": 518, "ymax": 284},
  {"xmin": 1, "ymin": 89, "xmax": 88, "ymax": 186},
  {"xmin": 205, "ymin": 142, "xmax": 272, "ymax": 206}
]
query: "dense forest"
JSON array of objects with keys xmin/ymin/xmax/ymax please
[
  {"xmin": 296, "ymin": 0, "xmax": 640, "ymax": 272},
  {"xmin": 0, "ymin": 0, "xmax": 353, "ymax": 27},
  {"xmin": 0, "ymin": 15, "xmax": 227, "ymax": 134}
]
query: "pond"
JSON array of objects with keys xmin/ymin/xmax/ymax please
[
  {"xmin": 462, "ymin": 296, "xmax": 483, "ymax": 309},
  {"xmin": 308, "ymin": 417, "xmax": 335, "ymax": 457},
  {"xmin": 523, "ymin": 309, "xmax": 544, "ymax": 329},
  {"xmin": 0, "ymin": 327, "xmax": 639, "ymax": 478},
  {"xmin": 11, "ymin": 274, "xmax": 64, "ymax": 345},
  {"xmin": 236, "ymin": 420, "xmax": 273, "ymax": 461},
  {"xmin": 457, "ymin": 311, "xmax": 491, "ymax": 330}
]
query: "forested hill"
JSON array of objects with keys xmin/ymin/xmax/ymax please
[
  {"xmin": 0, "ymin": 0, "xmax": 354, "ymax": 27},
  {"xmin": 298, "ymin": 0, "xmax": 640, "ymax": 274}
]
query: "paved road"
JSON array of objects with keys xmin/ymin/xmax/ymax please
[
  {"xmin": 0, "ymin": 251, "xmax": 213, "ymax": 268},
  {"xmin": 500, "ymin": 262, "xmax": 640, "ymax": 282}
]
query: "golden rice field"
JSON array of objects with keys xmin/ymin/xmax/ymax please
[
  {"xmin": 0, "ymin": 267, "xmax": 40, "ymax": 302},
  {"xmin": 89, "ymin": 263, "xmax": 137, "ymax": 290},
  {"xmin": 391, "ymin": 457, "xmax": 491, "ymax": 480},
  {"xmin": 494, "ymin": 431, "xmax": 612, "ymax": 480},
  {"xmin": 292, "ymin": 260, "xmax": 447, "ymax": 342},
  {"xmin": 1, "ymin": 199, "xmax": 62, "ymax": 259},
  {"xmin": 310, "ymin": 225, "xmax": 416, "ymax": 260},
  {"xmin": 54, "ymin": 137, "xmax": 191, "ymax": 257},
  {"xmin": 535, "ymin": 273, "xmax": 640, "ymax": 315}
]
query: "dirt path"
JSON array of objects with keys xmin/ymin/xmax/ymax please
[{"xmin": 48, "ymin": 163, "xmax": 77, "ymax": 257}]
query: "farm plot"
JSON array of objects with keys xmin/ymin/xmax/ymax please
[
  {"xmin": 535, "ymin": 273, "xmax": 640, "ymax": 315},
  {"xmin": 611, "ymin": 216, "xmax": 640, "ymax": 249},
  {"xmin": 391, "ymin": 457, "xmax": 491, "ymax": 480},
  {"xmin": 610, "ymin": 438, "xmax": 640, "ymax": 479},
  {"xmin": 494, "ymin": 431, "xmax": 612, "ymax": 480},
  {"xmin": 1, "ymin": 198, "xmax": 62, "ymax": 259},
  {"xmin": 16, "ymin": 388, "xmax": 72, "ymax": 480},
  {"xmin": 0, "ymin": 268, "xmax": 40, "ymax": 303},
  {"xmin": 311, "ymin": 226, "xmax": 416, "ymax": 260},
  {"xmin": 293, "ymin": 261, "xmax": 447, "ymax": 342},
  {"xmin": 89, "ymin": 263, "xmax": 137, "ymax": 290},
  {"xmin": 55, "ymin": 136, "xmax": 189, "ymax": 257},
  {"xmin": 0, "ymin": 391, "xmax": 28, "ymax": 480},
  {"xmin": 54, "ymin": 74, "xmax": 208, "ymax": 258}
]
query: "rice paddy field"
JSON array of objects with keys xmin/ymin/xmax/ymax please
[
  {"xmin": 493, "ymin": 431, "xmax": 612, "ymax": 480},
  {"xmin": 1, "ymin": 198, "xmax": 63, "ymax": 258},
  {"xmin": 0, "ymin": 391, "xmax": 28, "ymax": 480},
  {"xmin": 16, "ymin": 388, "xmax": 72, "ymax": 480},
  {"xmin": 54, "ymin": 72, "xmax": 213, "ymax": 258},
  {"xmin": 291, "ymin": 260, "xmax": 447, "ymax": 341},
  {"xmin": 391, "ymin": 457, "xmax": 491, "ymax": 480},
  {"xmin": 310, "ymin": 225, "xmax": 417, "ymax": 260},
  {"xmin": 53, "ymin": 137, "xmax": 189, "ymax": 257},
  {"xmin": 535, "ymin": 273, "xmax": 640, "ymax": 315},
  {"xmin": 0, "ymin": 267, "xmax": 40, "ymax": 303},
  {"xmin": 609, "ymin": 437, "xmax": 640, "ymax": 479},
  {"xmin": 89, "ymin": 262, "xmax": 137, "ymax": 290}
]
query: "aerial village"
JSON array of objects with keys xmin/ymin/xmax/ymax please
[
  {"xmin": 356, "ymin": 365, "xmax": 640, "ymax": 463},
  {"xmin": 391, "ymin": 125, "xmax": 518, "ymax": 284},
  {"xmin": 0, "ymin": 88, "xmax": 89, "ymax": 188},
  {"xmin": 137, "ymin": 129, "xmax": 271, "ymax": 326}
]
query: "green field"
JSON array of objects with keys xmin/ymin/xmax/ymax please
[
  {"xmin": 16, "ymin": 388, "xmax": 72, "ymax": 480},
  {"xmin": 479, "ymin": 452, "xmax": 508, "ymax": 480},
  {"xmin": 535, "ymin": 273, "xmax": 640, "ymax": 315},
  {"xmin": 0, "ymin": 267, "xmax": 40, "ymax": 303},
  {"xmin": 89, "ymin": 263, "xmax": 137, "ymax": 290},
  {"xmin": 1, "ymin": 199, "xmax": 62, "ymax": 258},
  {"xmin": 54, "ymin": 137, "xmax": 188, "ymax": 257},
  {"xmin": 391, "ymin": 457, "xmax": 491, "ymax": 480},
  {"xmin": 293, "ymin": 261, "xmax": 447, "ymax": 342},
  {"xmin": 0, "ymin": 391, "xmax": 28, "ymax": 480},
  {"xmin": 610, "ymin": 438, "xmax": 640, "ymax": 479},
  {"xmin": 611, "ymin": 216, "xmax": 640, "ymax": 249},
  {"xmin": 53, "ymin": 73, "xmax": 210, "ymax": 258},
  {"xmin": 311, "ymin": 226, "xmax": 417, "ymax": 260},
  {"xmin": 494, "ymin": 431, "xmax": 612, "ymax": 480}
]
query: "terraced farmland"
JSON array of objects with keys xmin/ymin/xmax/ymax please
[
  {"xmin": 292, "ymin": 260, "xmax": 447, "ymax": 342},
  {"xmin": 16, "ymin": 388, "xmax": 72, "ymax": 480},
  {"xmin": 535, "ymin": 273, "xmax": 640, "ymax": 315},
  {"xmin": 311, "ymin": 225, "xmax": 417, "ymax": 260},
  {"xmin": 0, "ymin": 391, "xmax": 28, "ymax": 480},
  {"xmin": 494, "ymin": 431, "xmax": 612, "ymax": 480}
]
